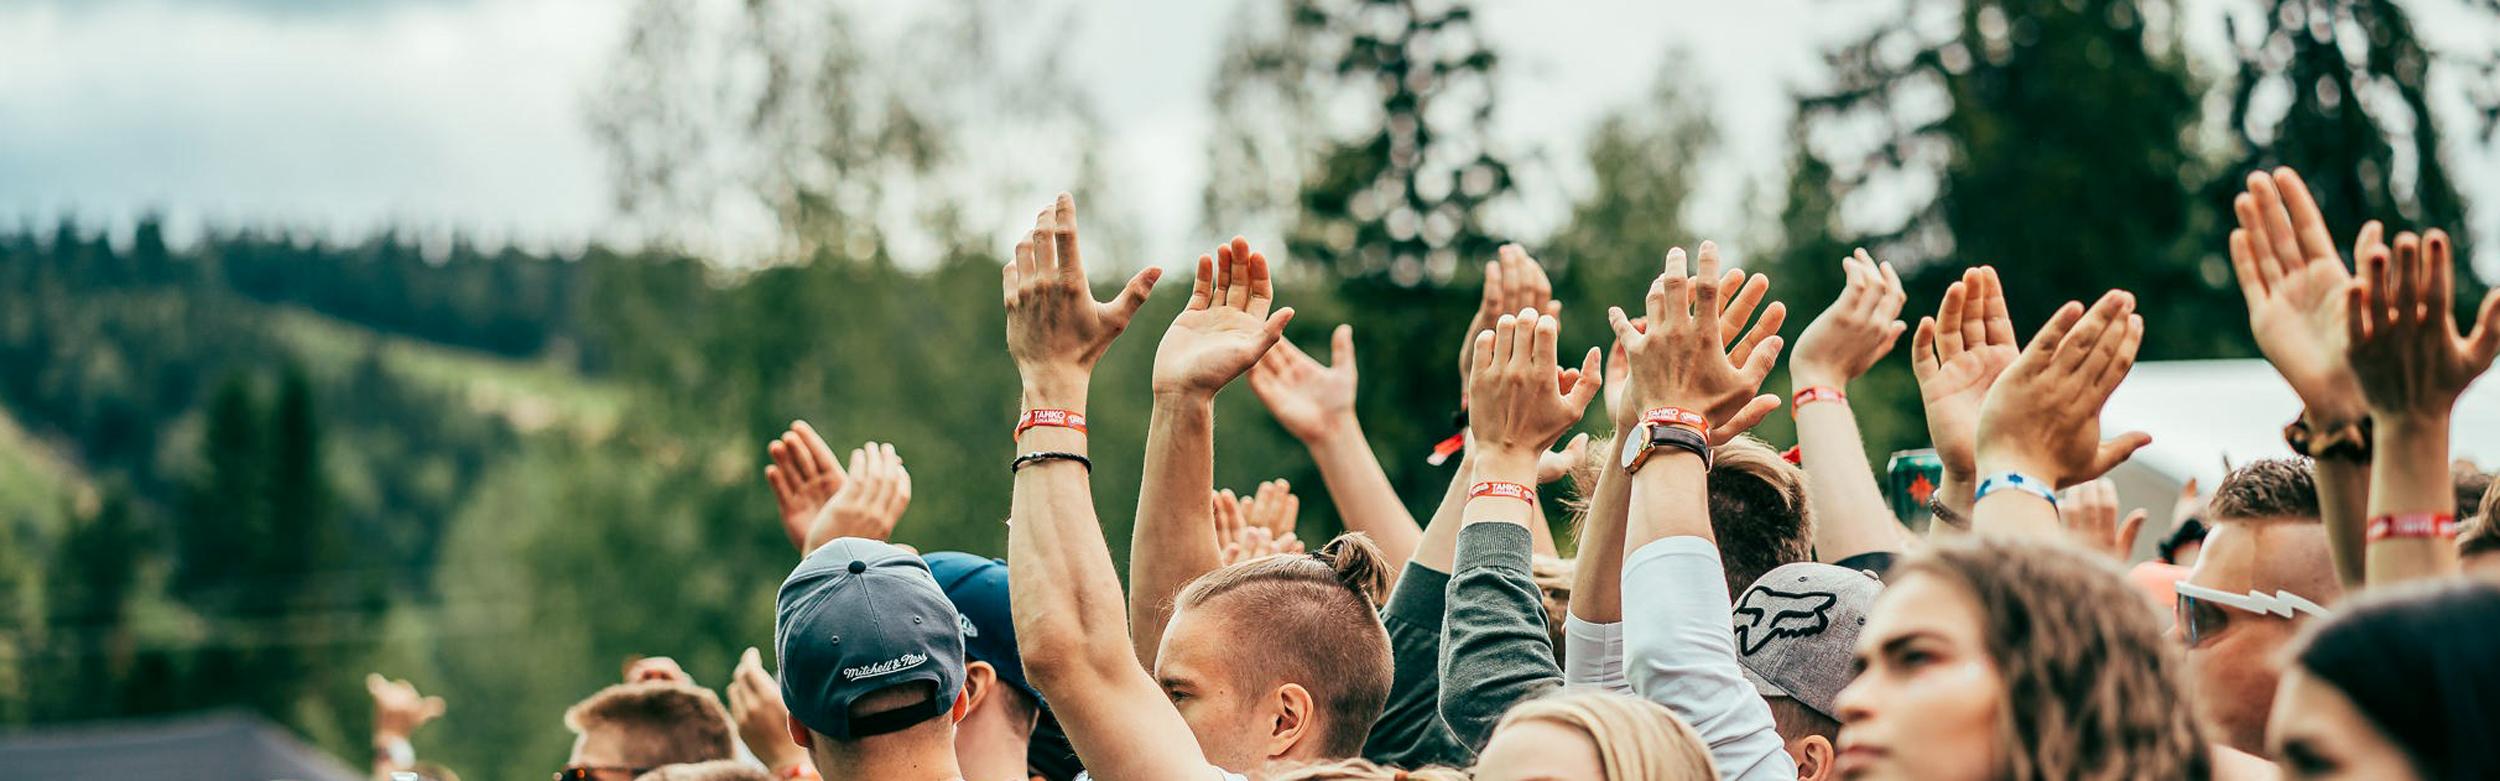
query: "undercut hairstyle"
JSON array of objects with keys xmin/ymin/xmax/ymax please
[
  {"xmin": 1176, "ymin": 532, "xmax": 1394, "ymax": 757},
  {"xmin": 2209, "ymin": 459, "xmax": 2321, "ymax": 522},
  {"xmin": 561, "ymin": 682, "xmax": 737, "ymax": 769},
  {"xmin": 633, "ymin": 761, "xmax": 772, "ymax": 781},
  {"xmin": 1493, "ymin": 689, "xmax": 1717, "ymax": 781},
  {"xmin": 2294, "ymin": 581, "xmax": 2500, "ymax": 781},
  {"xmin": 1897, "ymin": 538, "xmax": 2210, "ymax": 781},
  {"xmin": 1764, "ymin": 695, "xmax": 1839, "ymax": 744},
  {"xmin": 1707, "ymin": 436, "xmax": 1814, "ymax": 599}
]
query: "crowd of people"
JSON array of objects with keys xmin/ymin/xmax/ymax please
[{"xmin": 365, "ymin": 167, "xmax": 2500, "ymax": 781}]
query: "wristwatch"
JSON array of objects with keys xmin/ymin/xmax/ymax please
[{"xmin": 1620, "ymin": 420, "xmax": 1712, "ymax": 474}]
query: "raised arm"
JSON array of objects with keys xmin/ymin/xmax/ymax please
[
  {"xmin": 2345, "ymin": 228, "xmax": 2496, "ymax": 585},
  {"xmin": 1566, "ymin": 267, "xmax": 1780, "ymax": 687},
  {"xmin": 366, "ymin": 674, "xmax": 444, "ymax": 781},
  {"xmin": 1788, "ymin": 248, "xmax": 1910, "ymax": 562},
  {"xmin": 1969, "ymin": 290, "xmax": 2150, "ymax": 537},
  {"xmin": 1002, "ymin": 194, "xmax": 1221, "ymax": 781},
  {"xmin": 1247, "ymin": 325, "xmax": 1420, "ymax": 571},
  {"xmin": 1129, "ymin": 236, "xmax": 1294, "ymax": 668},
  {"xmin": 1906, "ymin": 266, "xmax": 2019, "ymax": 538},
  {"xmin": 1611, "ymin": 242, "xmax": 1792, "ymax": 778},
  {"xmin": 1436, "ymin": 307, "xmax": 1601, "ymax": 749},
  {"xmin": 761, "ymin": 423, "xmax": 912, "ymax": 555},
  {"xmin": 2229, "ymin": 168, "xmax": 2375, "ymax": 587}
]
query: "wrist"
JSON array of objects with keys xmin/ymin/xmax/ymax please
[
  {"xmin": 1020, "ymin": 373, "xmax": 1089, "ymax": 412},
  {"xmin": 1790, "ymin": 368, "xmax": 1848, "ymax": 392},
  {"xmin": 1472, "ymin": 448, "xmax": 1539, "ymax": 482},
  {"xmin": 1292, "ymin": 410, "xmax": 1363, "ymax": 443},
  {"xmin": 2374, "ymin": 407, "xmax": 2451, "ymax": 435},
  {"xmin": 1975, "ymin": 450, "xmax": 2062, "ymax": 489},
  {"xmin": 1151, "ymin": 383, "xmax": 1218, "ymax": 405}
]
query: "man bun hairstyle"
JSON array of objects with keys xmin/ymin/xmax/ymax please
[
  {"xmin": 1316, "ymin": 531, "xmax": 1391, "ymax": 608},
  {"xmin": 1177, "ymin": 532, "xmax": 1395, "ymax": 757}
]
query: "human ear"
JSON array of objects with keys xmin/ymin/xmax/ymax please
[
  {"xmin": 1265, "ymin": 683, "xmax": 1314, "ymax": 757},
  {"xmin": 1792, "ymin": 734, "xmax": 1836, "ymax": 781}
]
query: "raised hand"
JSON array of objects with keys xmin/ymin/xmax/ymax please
[
  {"xmin": 1153, "ymin": 237, "xmax": 1294, "ymax": 398},
  {"xmin": 1909, "ymin": 266, "xmax": 2021, "ymax": 484},
  {"xmin": 624, "ymin": 656, "xmax": 692, "ymax": 685},
  {"xmin": 1602, "ymin": 270, "xmax": 1782, "ymax": 427},
  {"xmin": 802, "ymin": 442, "xmax": 911, "ymax": 552},
  {"xmin": 764, "ymin": 420, "xmax": 845, "ymax": 552},
  {"xmin": 1004, "ymin": 193, "xmax": 1163, "ymax": 392},
  {"xmin": 1975, "ymin": 290, "xmax": 2151, "ymax": 489},
  {"xmin": 1607, "ymin": 242, "xmax": 1783, "ymax": 444},
  {"xmin": 2345, "ymin": 229, "xmax": 2500, "ymax": 423},
  {"xmin": 2057, "ymin": 479, "xmax": 2146, "ymax": 561},
  {"xmin": 1790, "ymin": 248, "xmax": 1907, "ymax": 389},
  {"xmin": 726, "ymin": 646, "xmax": 808, "ymax": 776},
  {"xmin": 1244, "ymin": 478, "xmax": 1300, "ymax": 539},
  {"xmin": 1247, "ymin": 324, "xmax": 1357, "ymax": 442},
  {"xmin": 366, "ymin": 673, "xmax": 445, "ymax": 742},
  {"xmin": 2232, "ymin": 168, "xmax": 2370, "ymax": 421},
  {"xmin": 1468, "ymin": 308, "xmax": 1603, "ymax": 457},
  {"xmin": 1462, "ymin": 244, "xmax": 1562, "ymax": 388}
]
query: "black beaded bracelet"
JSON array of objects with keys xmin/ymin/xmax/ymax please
[{"xmin": 1012, "ymin": 451, "xmax": 1092, "ymax": 473}]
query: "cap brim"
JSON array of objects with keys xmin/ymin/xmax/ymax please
[{"xmin": 1739, "ymin": 662, "xmax": 1790, "ymax": 700}]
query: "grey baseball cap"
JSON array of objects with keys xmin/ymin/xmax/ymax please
[
  {"xmin": 775, "ymin": 537, "xmax": 966, "ymax": 740},
  {"xmin": 1731, "ymin": 562, "xmax": 1884, "ymax": 720}
]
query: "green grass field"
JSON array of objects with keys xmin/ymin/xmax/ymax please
[{"xmin": 266, "ymin": 307, "xmax": 628, "ymax": 439}]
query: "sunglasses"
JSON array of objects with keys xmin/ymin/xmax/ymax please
[
  {"xmin": 554, "ymin": 766, "xmax": 652, "ymax": 781},
  {"xmin": 2173, "ymin": 580, "xmax": 2330, "ymax": 648}
]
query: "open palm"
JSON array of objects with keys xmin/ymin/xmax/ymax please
[
  {"xmin": 2232, "ymin": 169, "xmax": 2365, "ymax": 412},
  {"xmin": 1248, "ymin": 325, "xmax": 1356, "ymax": 440},
  {"xmin": 1910, "ymin": 267, "xmax": 2019, "ymax": 479},
  {"xmin": 1154, "ymin": 237, "xmax": 1294, "ymax": 397}
]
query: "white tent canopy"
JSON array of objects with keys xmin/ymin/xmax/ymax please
[{"xmin": 2092, "ymin": 359, "xmax": 2500, "ymax": 555}]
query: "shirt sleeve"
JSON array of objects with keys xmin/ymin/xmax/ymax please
[
  {"xmin": 1563, "ymin": 615, "xmax": 1633, "ymax": 695},
  {"xmin": 1363, "ymin": 562, "xmax": 1470, "ymax": 768},
  {"xmin": 1622, "ymin": 536, "xmax": 1797, "ymax": 781},
  {"xmin": 1436, "ymin": 522, "xmax": 1565, "ymax": 754}
]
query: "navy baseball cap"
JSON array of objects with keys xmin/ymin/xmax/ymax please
[
  {"xmin": 921, "ymin": 552, "xmax": 1040, "ymax": 704},
  {"xmin": 775, "ymin": 537, "xmax": 966, "ymax": 740}
]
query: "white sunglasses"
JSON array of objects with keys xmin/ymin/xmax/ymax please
[{"xmin": 2172, "ymin": 580, "xmax": 2330, "ymax": 647}]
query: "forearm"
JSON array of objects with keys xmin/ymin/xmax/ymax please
[
  {"xmin": 1792, "ymin": 391, "xmax": 1903, "ymax": 561},
  {"xmin": 1303, "ymin": 420, "xmax": 1424, "ymax": 571},
  {"xmin": 1412, "ymin": 453, "xmax": 1476, "ymax": 573},
  {"xmin": 1127, "ymin": 393, "xmax": 1224, "ymax": 667},
  {"xmin": 1927, "ymin": 473, "xmax": 1976, "ymax": 541},
  {"xmin": 2314, "ymin": 456, "xmax": 2370, "ymax": 589},
  {"xmin": 1438, "ymin": 522, "xmax": 1564, "ymax": 752},
  {"xmin": 1567, "ymin": 452, "xmax": 1632, "ymax": 623},
  {"xmin": 1010, "ymin": 383, "xmax": 1138, "ymax": 686},
  {"xmin": 2363, "ymin": 415, "xmax": 2460, "ymax": 585},
  {"xmin": 1625, "ymin": 454, "xmax": 1712, "ymax": 551}
]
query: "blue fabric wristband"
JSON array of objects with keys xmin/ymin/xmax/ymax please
[{"xmin": 1975, "ymin": 471, "xmax": 2058, "ymax": 508}]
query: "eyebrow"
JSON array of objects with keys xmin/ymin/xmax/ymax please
[{"xmin": 1877, "ymin": 630, "xmax": 1944, "ymax": 658}]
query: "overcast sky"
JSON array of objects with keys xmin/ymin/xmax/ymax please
[{"xmin": 1, "ymin": 0, "xmax": 2493, "ymax": 276}]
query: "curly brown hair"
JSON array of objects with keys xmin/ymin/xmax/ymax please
[{"xmin": 1895, "ymin": 538, "xmax": 2210, "ymax": 781}]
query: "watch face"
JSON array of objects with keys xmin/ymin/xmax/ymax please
[{"xmin": 1620, "ymin": 422, "xmax": 1649, "ymax": 468}]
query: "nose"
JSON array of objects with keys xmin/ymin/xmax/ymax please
[{"xmin": 1832, "ymin": 674, "xmax": 1876, "ymax": 725}]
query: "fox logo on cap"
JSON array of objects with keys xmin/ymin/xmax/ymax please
[{"xmin": 1733, "ymin": 587, "xmax": 1838, "ymax": 656}]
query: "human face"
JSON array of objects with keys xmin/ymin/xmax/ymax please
[
  {"xmin": 1475, "ymin": 718, "xmax": 1606, "ymax": 781},
  {"xmin": 2177, "ymin": 523, "xmax": 2303, "ymax": 755},
  {"xmin": 562, "ymin": 730, "xmax": 647, "ymax": 781},
  {"xmin": 2266, "ymin": 669, "xmax": 2421, "ymax": 781},
  {"xmin": 1155, "ymin": 604, "xmax": 1271, "ymax": 772},
  {"xmin": 1832, "ymin": 572, "xmax": 2002, "ymax": 781}
]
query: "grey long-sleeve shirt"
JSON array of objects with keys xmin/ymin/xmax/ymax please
[{"xmin": 1435, "ymin": 522, "xmax": 1565, "ymax": 753}]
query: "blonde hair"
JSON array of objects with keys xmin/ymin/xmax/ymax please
[
  {"xmin": 1176, "ymin": 532, "xmax": 1394, "ymax": 757},
  {"xmin": 1530, "ymin": 554, "xmax": 1574, "ymax": 666},
  {"xmin": 1262, "ymin": 758, "xmax": 1468, "ymax": 780},
  {"xmin": 1896, "ymin": 538, "xmax": 2211, "ymax": 781},
  {"xmin": 1490, "ymin": 689, "xmax": 1716, "ymax": 781}
]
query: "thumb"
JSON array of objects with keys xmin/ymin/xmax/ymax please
[
  {"xmin": 2118, "ymin": 510, "xmax": 2149, "ymax": 560},
  {"xmin": 1332, "ymin": 323, "xmax": 1356, "ymax": 369},
  {"xmin": 1567, "ymin": 346, "xmax": 1603, "ymax": 409},
  {"xmin": 1108, "ymin": 266, "xmax": 1162, "ymax": 320},
  {"xmin": 423, "ymin": 696, "xmax": 446, "ymax": 718},
  {"xmin": 2088, "ymin": 431, "xmax": 2153, "ymax": 480},
  {"xmin": 1263, "ymin": 307, "xmax": 1296, "ymax": 343}
]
